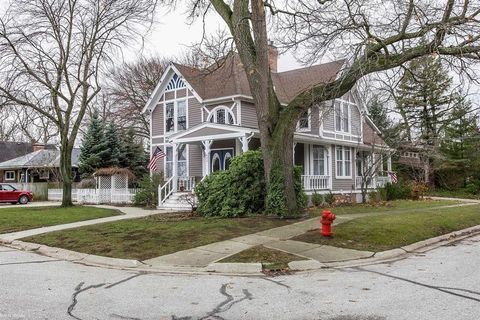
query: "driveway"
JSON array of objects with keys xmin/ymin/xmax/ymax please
[{"xmin": 1, "ymin": 234, "xmax": 479, "ymax": 319}]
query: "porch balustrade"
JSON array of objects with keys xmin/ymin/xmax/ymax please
[
  {"xmin": 355, "ymin": 175, "xmax": 392, "ymax": 189},
  {"xmin": 301, "ymin": 175, "xmax": 330, "ymax": 191}
]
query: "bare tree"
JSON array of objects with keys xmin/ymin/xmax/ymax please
[
  {"xmin": 178, "ymin": 0, "xmax": 480, "ymax": 215},
  {"xmin": 0, "ymin": 0, "xmax": 158, "ymax": 206},
  {"xmin": 106, "ymin": 56, "xmax": 169, "ymax": 140}
]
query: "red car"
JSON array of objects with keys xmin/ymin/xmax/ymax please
[{"xmin": 0, "ymin": 184, "xmax": 33, "ymax": 204}]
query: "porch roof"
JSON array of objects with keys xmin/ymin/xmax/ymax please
[{"xmin": 166, "ymin": 122, "xmax": 258, "ymax": 144}]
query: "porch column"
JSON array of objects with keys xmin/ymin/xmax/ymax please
[
  {"xmin": 240, "ymin": 135, "xmax": 249, "ymax": 153},
  {"xmin": 293, "ymin": 142, "xmax": 297, "ymax": 163},
  {"xmin": 172, "ymin": 143, "xmax": 178, "ymax": 191},
  {"xmin": 201, "ymin": 140, "xmax": 213, "ymax": 177}
]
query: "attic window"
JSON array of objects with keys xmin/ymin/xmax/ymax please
[{"xmin": 165, "ymin": 74, "xmax": 186, "ymax": 91}]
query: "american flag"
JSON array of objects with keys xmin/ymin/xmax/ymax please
[
  {"xmin": 388, "ymin": 171, "xmax": 398, "ymax": 184},
  {"xmin": 147, "ymin": 147, "xmax": 166, "ymax": 172}
]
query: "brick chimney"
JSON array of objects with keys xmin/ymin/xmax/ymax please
[
  {"xmin": 32, "ymin": 143, "xmax": 45, "ymax": 152},
  {"xmin": 268, "ymin": 41, "xmax": 278, "ymax": 73}
]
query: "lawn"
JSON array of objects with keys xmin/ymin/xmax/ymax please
[
  {"xmin": 0, "ymin": 206, "xmax": 121, "ymax": 234},
  {"xmin": 427, "ymin": 189, "xmax": 480, "ymax": 200},
  {"xmin": 307, "ymin": 199, "xmax": 458, "ymax": 216},
  {"xmin": 220, "ymin": 245, "xmax": 306, "ymax": 271},
  {"xmin": 24, "ymin": 214, "xmax": 298, "ymax": 261},
  {"xmin": 294, "ymin": 204, "xmax": 480, "ymax": 252}
]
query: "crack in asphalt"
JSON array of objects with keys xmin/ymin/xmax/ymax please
[
  {"xmin": 105, "ymin": 272, "xmax": 145, "ymax": 289},
  {"xmin": 110, "ymin": 313, "xmax": 143, "ymax": 320},
  {"xmin": 354, "ymin": 267, "xmax": 480, "ymax": 303},
  {"xmin": 197, "ymin": 283, "xmax": 253, "ymax": 320},
  {"xmin": 0, "ymin": 259, "xmax": 61, "ymax": 266},
  {"xmin": 261, "ymin": 277, "xmax": 291, "ymax": 291},
  {"xmin": 67, "ymin": 281, "xmax": 105, "ymax": 320}
]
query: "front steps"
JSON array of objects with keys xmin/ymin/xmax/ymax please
[{"xmin": 158, "ymin": 192, "xmax": 195, "ymax": 210}]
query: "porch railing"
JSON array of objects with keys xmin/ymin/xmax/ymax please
[
  {"xmin": 159, "ymin": 176, "xmax": 175, "ymax": 206},
  {"xmin": 177, "ymin": 176, "xmax": 197, "ymax": 192},
  {"xmin": 301, "ymin": 175, "xmax": 330, "ymax": 191},
  {"xmin": 355, "ymin": 175, "xmax": 391, "ymax": 189}
]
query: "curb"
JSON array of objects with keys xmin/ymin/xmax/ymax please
[{"xmin": 2, "ymin": 225, "xmax": 480, "ymax": 276}]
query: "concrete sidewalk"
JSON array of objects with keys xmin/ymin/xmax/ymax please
[
  {"xmin": 0, "ymin": 205, "xmax": 168, "ymax": 243},
  {"xmin": 143, "ymin": 199, "xmax": 480, "ymax": 269}
]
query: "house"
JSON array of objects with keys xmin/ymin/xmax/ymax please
[
  {"xmin": 143, "ymin": 50, "xmax": 392, "ymax": 208},
  {"xmin": 0, "ymin": 144, "xmax": 81, "ymax": 183}
]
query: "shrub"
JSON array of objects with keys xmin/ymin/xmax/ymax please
[
  {"xmin": 324, "ymin": 191, "xmax": 335, "ymax": 205},
  {"xmin": 311, "ymin": 191, "xmax": 324, "ymax": 207},
  {"xmin": 196, "ymin": 150, "xmax": 266, "ymax": 217},
  {"xmin": 384, "ymin": 181, "xmax": 412, "ymax": 200},
  {"xmin": 377, "ymin": 187, "xmax": 388, "ymax": 201},
  {"xmin": 465, "ymin": 182, "xmax": 480, "ymax": 195},
  {"xmin": 411, "ymin": 182, "xmax": 428, "ymax": 200},
  {"xmin": 196, "ymin": 150, "xmax": 306, "ymax": 217},
  {"xmin": 133, "ymin": 173, "xmax": 163, "ymax": 208}
]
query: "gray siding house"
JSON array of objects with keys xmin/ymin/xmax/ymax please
[{"xmin": 144, "ymin": 52, "xmax": 392, "ymax": 208}]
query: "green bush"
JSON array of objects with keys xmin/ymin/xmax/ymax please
[
  {"xmin": 324, "ymin": 192, "xmax": 335, "ymax": 205},
  {"xmin": 133, "ymin": 173, "xmax": 163, "ymax": 208},
  {"xmin": 195, "ymin": 150, "xmax": 266, "ymax": 217},
  {"xmin": 311, "ymin": 191, "xmax": 324, "ymax": 207},
  {"xmin": 465, "ymin": 182, "xmax": 480, "ymax": 195},
  {"xmin": 196, "ymin": 150, "xmax": 306, "ymax": 217},
  {"xmin": 384, "ymin": 181, "xmax": 412, "ymax": 200}
]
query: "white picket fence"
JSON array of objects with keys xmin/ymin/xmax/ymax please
[{"xmin": 48, "ymin": 188, "xmax": 137, "ymax": 204}]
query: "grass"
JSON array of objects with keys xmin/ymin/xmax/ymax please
[
  {"xmin": 24, "ymin": 215, "xmax": 298, "ymax": 261},
  {"xmin": 294, "ymin": 204, "xmax": 480, "ymax": 252},
  {"xmin": 0, "ymin": 206, "xmax": 121, "ymax": 234},
  {"xmin": 427, "ymin": 189, "xmax": 480, "ymax": 200},
  {"xmin": 307, "ymin": 199, "xmax": 458, "ymax": 217},
  {"xmin": 220, "ymin": 245, "xmax": 305, "ymax": 270}
]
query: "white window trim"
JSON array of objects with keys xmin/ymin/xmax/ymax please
[
  {"xmin": 163, "ymin": 144, "xmax": 190, "ymax": 178},
  {"xmin": 164, "ymin": 99, "xmax": 189, "ymax": 135},
  {"xmin": 207, "ymin": 105, "xmax": 237, "ymax": 125},
  {"xmin": 297, "ymin": 109, "xmax": 311, "ymax": 132},
  {"xmin": 334, "ymin": 100, "xmax": 352, "ymax": 133},
  {"xmin": 4, "ymin": 171, "xmax": 15, "ymax": 181},
  {"xmin": 310, "ymin": 145, "xmax": 328, "ymax": 176},
  {"xmin": 335, "ymin": 146, "xmax": 352, "ymax": 179}
]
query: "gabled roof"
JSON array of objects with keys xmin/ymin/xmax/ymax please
[
  {"xmin": 167, "ymin": 122, "xmax": 257, "ymax": 144},
  {"xmin": 143, "ymin": 53, "xmax": 346, "ymax": 113},
  {"xmin": 0, "ymin": 148, "xmax": 81, "ymax": 169}
]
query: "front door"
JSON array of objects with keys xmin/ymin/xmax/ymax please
[{"xmin": 210, "ymin": 149, "xmax": 234, "ymax": 172}]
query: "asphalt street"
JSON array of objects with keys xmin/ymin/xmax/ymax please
[{"xmin": 1, "ymin": 235, "xmax": 479, "ymax": 320}]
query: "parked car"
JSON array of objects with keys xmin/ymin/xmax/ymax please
[{"xmin": 0, "ymin": 183, "xmax": 33, "ymax": 204}]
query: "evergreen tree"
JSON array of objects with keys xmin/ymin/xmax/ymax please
[
  {"xmin": 78, "ymin": 110, "xmax": 110, "ymax": 178},
  {"xmin": 440, "ymin": 99, "xmax": 480, "ymax": 181},
  {"xmin": 119, "ymin": 128, "xmax": 148, "ymax": 179},
  {"xmin": 104, "ymin": 121, "xmax": 121, "ymax": 167},
  {"xmin": 367, "ymin": 95, "xmax": 402, "ymax": 148},
  {"xmin": 396, "ymin": 54, "xmax": 455, "ymax": 147}
]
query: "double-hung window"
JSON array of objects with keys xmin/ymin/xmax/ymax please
[
  {"xmin": 165, "ymin": 100, "xmax": 187, "ymax": 133},
  {"xmin": 165, "ymin": 147, "xmax": 173, "ymax": 177},
  {"xmin": 312, "ymin": 145, "xmax": 325, "ymax": 175},
  {"xmin": 334, "ymin": 101, "xmax": 350, "ymax": 133},
  {"xmin": 4, "ymin": 171, "xmax": 15, "ymax": 181},
  {"xmin": 336, "ymin": 146, "xmax": 351, "ymax": 178}
]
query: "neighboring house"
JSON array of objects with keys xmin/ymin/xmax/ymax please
[
  {"xmin": 143, "ymin": 50, "xmax": 392, "ymax": 208},
  {"xmin": 396, "ymin": 141, "xmax": 433, "ymax": 183},
  {"xmin": 0, "ymin": 144, "xmax": 81, "ymax": 183}
]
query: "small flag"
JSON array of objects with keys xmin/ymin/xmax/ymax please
[
  {"xmin": 148, "ymin": 147, "xmax": 166, "ymax": 172},
  {"xmin": 388, "ymin": 171, "xmax": 398, "ymax": 184}
]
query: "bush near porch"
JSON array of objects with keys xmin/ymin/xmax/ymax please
[{"xmin": 195, "ymin": 150, "xmax": 307, "ymax": 217}]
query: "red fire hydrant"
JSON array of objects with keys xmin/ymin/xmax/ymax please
[{"xmin": 320, "ymin": 209, "xmax": 336, "ymax": 237}]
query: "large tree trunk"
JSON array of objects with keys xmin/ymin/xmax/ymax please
[
  {"xmin": 260, "ymin": 113, "xmax": 299, "ymax": 215},
  {"xmin": 60, "ymin": 136, "xmax": 74, "ymax": 207}
]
